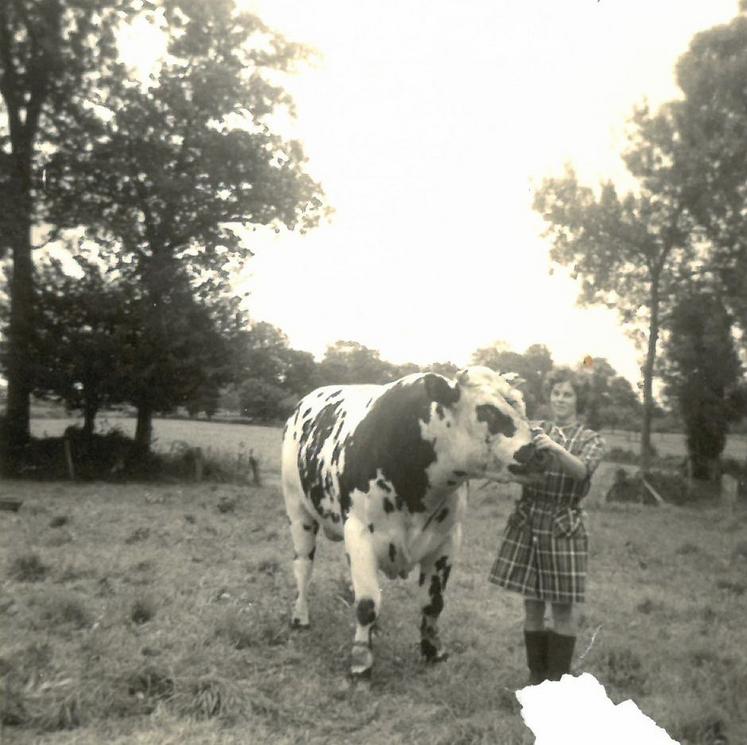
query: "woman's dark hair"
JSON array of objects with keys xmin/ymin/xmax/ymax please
[{"xmin": 543, "ymin": 367, "xmax": 589, "ymax": 415}]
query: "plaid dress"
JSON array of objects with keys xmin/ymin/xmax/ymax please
[{"xmin": 488, "ymin": 421, "xmax": 606, "ymax": 603}]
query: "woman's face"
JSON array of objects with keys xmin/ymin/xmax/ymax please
[{"xmin": 550, "ymin": 380, "xmax": 578, "ymax": 423}]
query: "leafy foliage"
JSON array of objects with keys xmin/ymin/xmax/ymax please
[
  {"xmin": 317, "ymin": 340, "xmax": 399, "ymax": 386},
  {"xmin": 662, "ymin": 11, "xmax": 747, "ymax": 339},
  {"xmin": 576, "ymin": 357, "xmax": 642, "ymax": 431},
  {"xmin": 472, "ymin": 341, "xmax": 553, "ymax": 417},
  {"xmin": 38, "ymin": 0, "xmax": 327, "ymax": 448},
  {"xmin": 23, "ymin": 258, "xmax": 130, "ymax": 434},
  {"xmin": 238, "ymin": 377, "xmax": 294, "ymax": 422},
  {"xmin": 661, "ymin": 289, "xmax": 745, "ymax": 479}
]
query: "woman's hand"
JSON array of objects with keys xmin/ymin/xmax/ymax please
[
  {"xmin": 532, "ymin": 432, "xmax": 564, "ymax": 454},
  {"xmin": 533, "ymin": 431, "xmax": 588, "ymax": 480}
]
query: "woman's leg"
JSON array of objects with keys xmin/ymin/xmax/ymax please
[
  {"xmin": 523, "ymin": 598, "xmax": 548, "ymax": 684},
  {"xmin": 550, "ymin": 602, "xmax": 576, "ymax": 635},
  {"xmin": 548, "ymin": 602, "xmax": 577, "ymax": 679},
  {"xmin": 524, "ymin": 598, "xmax": 546, "ymax": 630}
]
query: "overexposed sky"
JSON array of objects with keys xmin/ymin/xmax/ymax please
[
  {"xmin": 126, "ymin": 1, "xmax": 739, "ymax": 385},
  {"xmin": 230, "ymin": 0, "xmax": 738, "ymax": 385}
]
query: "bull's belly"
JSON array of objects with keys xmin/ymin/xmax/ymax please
[
  {"xmin": 306, "ymin": 497, "xmax": 459, "ymax": 579},
  {"xmin": 370, "ymin": 524, "xmax": 451, "ymax": 579}
]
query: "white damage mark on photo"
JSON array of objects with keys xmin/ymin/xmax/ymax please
[{"xmin": 516, "ymin": 673, "xmax": 679, "ymax": 745}]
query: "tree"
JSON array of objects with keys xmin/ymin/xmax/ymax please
[
  {"xmin": 600, "ymin": 375, "xmax": 643, "ymax": 431},
  {"xmin": 0, "ymin": 0, "xmax": 124, "ymax": 469},
  {"xmin": 238, "ymin": 377, "xmax": 293, "ymax": 422},
  {"xmin": 658, "ymin": 9, "xmax": 747, "ymax": 341},
  {"xmin": 237, "ymin": 322, "xmax": 292, "ymax": 387},
  {"xmin": 121, "ymin": 270, "xmax": 242, "ymax": 445},
  {"xmin": 44, "ymin": 1, "xmax": 326, "ymax": 451},
  {"xmin": 317, "ymin": 341, "xmax": 396, "ymax": 386},
  {"xmin": 23, "ymin": 257, "xmax": 130, "ymax": 436},
  {"xmin": 533, "ymin": 137, "xmax": 695, "ymax": 469},
  {"xmin": 574, "ymin": 357, "xmax": 642, "ymax": 431},
  {"xmin": 575, "ymin": 357, "xmax": 616, "ymax": 431},
  {"xmin": 471, "ymin": 341, "xmax": 553, "ymax": 417},
  {"xmin": 280, "ymin": 348, "xmax": 319, "ymax": 397},
  {"xmin": 661, "ymin": 288, "xmax": 744, "ymax": 480}
]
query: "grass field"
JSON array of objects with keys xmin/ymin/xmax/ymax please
[
  {"xmin": 2, "ymin": 422, "xmax": 746, "ymax": 743},
  {"xmin": 30, "ymin": 418, "xmax": 285, "ymax": 474},
  {"xmin": 601, "ymin": 430, "xmax": 747, "ymax": 461}
]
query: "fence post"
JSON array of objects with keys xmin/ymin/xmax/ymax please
[
  {"xmin": 63, "ymin": 437, "xmax": 75, "ymax": 480},
  {"xmin": 722, "ymin": 474, "xmax": 738, "ymax": 515},
  {"xmin": 248, "ymin": 449, "xmax": 261, "ymax": 486}
]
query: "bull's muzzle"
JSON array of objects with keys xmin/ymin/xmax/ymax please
[{"xmin": 507, "ymin": 443, "xmax": 552, "ymax": 476}]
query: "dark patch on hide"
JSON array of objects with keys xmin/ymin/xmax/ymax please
[{"xmin": 476, "ymin": 404, "xmax": 516, "ymax": 438}]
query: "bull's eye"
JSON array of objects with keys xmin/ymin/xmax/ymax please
[{"xmin": 475, "ymin": 404, "xmax": 516, "ymax": 437}]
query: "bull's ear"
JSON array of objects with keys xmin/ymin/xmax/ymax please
[{"xmin": 424, "ymin": 373, "xmax": 460, "ymax": 406}]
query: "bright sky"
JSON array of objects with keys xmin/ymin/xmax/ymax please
[{"xmin": 141, "ymin": 1, "xmax": 740, "ymax": 385}]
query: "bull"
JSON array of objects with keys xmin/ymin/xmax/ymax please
[{"xmin": 281, "ymin": 366, "xmax": 544, "ymax": 679}]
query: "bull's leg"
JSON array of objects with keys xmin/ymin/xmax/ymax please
[
  {"xmin": 288, "ymin": 518, "xmax": 319, "ymax": 629},
  {"xmin": 417, "ymin": 530, "xmax": 459, "ymax": 663},
  {"xmin": 343, "ymin": 516, "xmax": 381, "ymax": 679},
  {"xmin": 287, "ymin": 511, "xmax": 319, "ymax": 628}
]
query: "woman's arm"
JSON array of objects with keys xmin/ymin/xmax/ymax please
[{"xmin": 532, "ymin": 432, "xmax": 588, "ymax": 481}]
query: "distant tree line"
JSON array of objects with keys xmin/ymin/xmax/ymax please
[{"xmin": 223, "ymin": 334, "xmax": 644, "ymax": 430}]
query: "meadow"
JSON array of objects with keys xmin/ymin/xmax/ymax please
[{"xmin": 1, "ymin": 421, "xmax": 746, "ymax": 744}]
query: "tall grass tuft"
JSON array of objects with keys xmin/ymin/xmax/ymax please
[
  {"xmin": 130, "ymin": 597, "xmax": 157, "ymax": 625},
  {"xmin": 8, "ymin": 552, "xmax": 49, "ymax": 582},
  {"xmin": 175, "ymin": 676, "xmax": 242, "ymax": 721}
]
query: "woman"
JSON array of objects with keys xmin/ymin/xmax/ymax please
[{"xmin": 489, "ymin": 367, "xmax": 606, "ymax": 684}]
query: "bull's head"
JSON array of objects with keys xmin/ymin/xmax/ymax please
[{"xmin": 424, "ymin": 366, "xmax": 549, "ymax": 482}]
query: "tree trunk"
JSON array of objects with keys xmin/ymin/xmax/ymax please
[
  {"xmin": 135, "ymin": 402, "xmax": 153, "ymax": 453},
  {"xmin": 640, "ymin": 280, "xmax": 661, "ymax": 473},
  {"xmin": 82, "ymin": 397, "xmax": 98, "ymax": 440},
  {"xmin": 3, "ymin": 189, "xmax": 34, "ymax": 474}
]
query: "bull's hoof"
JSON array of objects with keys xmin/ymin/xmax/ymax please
[
  {"xmin": 350, "ymin": 641, "xmax": 373, "ymax": 680},
  {"xmin": 423, "ymin": 650, "xmax": 449, "ymax": 665},
  {"xmin": 290, "ymin": 618, "xmax": 310, "ymax": 630},
  {"xmin": 349, "ymin": 666, "xmax": 372, "ymax": 682},
  {"xmin": 421, "ymin": 639, "xmax": 449, "ymax": 664}
]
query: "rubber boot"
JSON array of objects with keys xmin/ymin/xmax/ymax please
[
  {"xmin": 547, "ymin": 631, "xmax": 576, "ymax": 680},
  {"xmin": 523, "ymin": 630, "xmax": 549, "ymax": 685}
]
